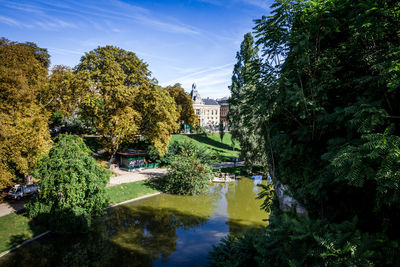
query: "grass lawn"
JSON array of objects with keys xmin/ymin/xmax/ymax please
[
  {"xmin": 107, "ymin": 180, "xmax": 159, "ymax": 204},
  {"xmin": 0, "ymin": 180, "xmax": 159, "ymax": 253},
  {"xmin": 170, "ymin": 133, "xmax": 240, "ymax": 162},
  {"xmin": 0, "ymin": 212, "xmax": 46, "ymax": 253}
]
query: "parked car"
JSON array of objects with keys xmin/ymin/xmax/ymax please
[{"xmin": 7, "ymin": 184, "xmax": 39, "ymax": 200}]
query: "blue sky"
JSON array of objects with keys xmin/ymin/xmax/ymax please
[{"xmin": 0, "ymin": 0, "xmax": 272, "ymax": 98}]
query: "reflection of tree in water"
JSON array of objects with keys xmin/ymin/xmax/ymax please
[
  {"xmin": 225, "ymin": 178, "xmax": 268, "ymax": 234},
  {"xmin": 104, "ymin": 205, "xmax": 209, "ymax": 261},
  {"xmin": 0, "ymin": 205, "xmax": 209, "ymax": 267}
]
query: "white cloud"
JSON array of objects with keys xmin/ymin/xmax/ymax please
[
  {"xmin": 161, "ymin": 62, "xmax": 233, "ymax": 98},
  {"xmin": 240, "ymin": 0, "xmax": 270, "ymax": 10},
  {"xmin": 48, "ymin": 47, "xmax": 84, "ymax": 56},
  {"xmin": 0, "ymin": 15, "xmax": 32, "ymax": 28}
]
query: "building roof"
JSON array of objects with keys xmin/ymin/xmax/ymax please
[{"xmin": 202, "ymin": 98, "xmax": 219, "ymax": 106}]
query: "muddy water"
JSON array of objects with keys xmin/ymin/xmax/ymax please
[{"xmin": 0, "ymin": 177, "xmax": 268, "ymax": 266}]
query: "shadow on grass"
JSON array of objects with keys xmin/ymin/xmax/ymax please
[
  {"xmin": 144, "ymin": 177, "xmax": 169, "ymax": 193},
  {"xmin": 187, "ymin": 134, "xmax": 235, "ymax": 152},
  {"xmin": 7, "ymin": 234, "xmax": 29, "ymax": 249}
]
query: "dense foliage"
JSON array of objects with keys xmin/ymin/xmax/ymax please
[
  {"xmin": 162, "ymin": 154, "xmax": 213, "ymax": 195},
  {"xmin": 165, "ymin": 83, "xmax": 198, "ymax": 128},
  {"xmin": 26, "ymin": 135, "xmax": 110, "ymax": 233},
  {"xmin": 212, "ymin": 0, "xmax": 400, "ymax": 265},
  {"xmin": 0, "ymin": 39, "xmax": 52, "ymax": 187},
  {"xmin": 228, "ymin": 33, "xmax": 267, "ymax": 170},
  {"xmin": 77, "ymin": 45, "xmax": 178, "ymax": 161},
  {"xmin": 160, "ymin": 139, "xmax": 217, "ymax": 166}
]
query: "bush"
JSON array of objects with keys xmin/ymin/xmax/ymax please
[
  {"xmin": 26, "ymin": 134, "xmax": 110, "ymax": 233},
  {"xmin": 160, "ymin": 140, "xmax": 217, "ymax": 166},
  {"xmin": 162, "ymin": 154, "xmax": 213, "ymax": 195},
  {"xmin": 209, "ymin": 213, "xmax": 400, "ymax": 266}
]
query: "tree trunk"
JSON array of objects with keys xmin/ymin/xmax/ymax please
[{"xmin": 24, "ymin": 174, "xmax": 33, "ymax": 185}]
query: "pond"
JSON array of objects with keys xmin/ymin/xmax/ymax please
[{"xmin": 0, "ymin": 177, "xmax": 268, "ymax": 266}]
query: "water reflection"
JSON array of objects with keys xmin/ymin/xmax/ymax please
[{"xmin": 0, "ymin": 178, "xmax": 268, "ymax": 266}]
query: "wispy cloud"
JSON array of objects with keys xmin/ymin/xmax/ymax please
[
  {"xmin": 137, "ymin": 15, "xmax": 199, "ymax": 35},
  {"xmin": 1, "ymin": 0, "xmax": 201, "ymax": 35},
  {"xmin": 166, "ymin": 62, "xmax": 234, "ymax": 84},
  {"xmin": 0, "ymin": 15, "xmax": 23, "ymax": 27},
  {"xmin": 240, "ymin": 0, "xmax": 270, "ymax": 10},
  {"xmin": 48, "ymin": 47, "xmax": 84, "ymax": 56},
  {"xmin": 35, "ymin": 18, "xmax": 76, "ymax": 30},
  {"xmin": 197, "ymin": 0, "xmax": 224, "ymax": 6},
  {"xmin": 162, "ymin": 62, "xmax": 233, "ymax": 97}
]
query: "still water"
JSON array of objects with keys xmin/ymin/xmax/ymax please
[{"xmin": 0, "ymin": 177, "xmax": 268, "ymax": 266}]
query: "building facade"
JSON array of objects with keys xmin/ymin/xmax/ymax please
[
  {"xmin": 190, "ymin": 83, "xmax": 220, "ymax": 128},
  {"xmin": 217, "ymin": 97, "xmax": 229, "ymax": 126}
]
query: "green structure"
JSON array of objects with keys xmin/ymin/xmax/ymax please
[
  {"xmin": 183, "ymin": 124, "xmax": 191, "ymax": 134},
  {"xmin": 118, "ymin": 151, "xmax": 147, "ymax": 171}
]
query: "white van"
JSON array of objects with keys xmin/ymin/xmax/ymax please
[{"xmin": 7, "ymin": 184, "xmax": 39, "ymax": 200}]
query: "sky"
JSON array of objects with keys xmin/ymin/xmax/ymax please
[{"xmin": 0, "ymin": 0, "xmax": 272, "ymax": 98}]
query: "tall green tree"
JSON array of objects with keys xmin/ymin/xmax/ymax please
[
  {"xmin": 0, "ymin": 39, "xmax": 52, "ymax": 187},
  {"xmin": 77, "ymin": 46, "xmax": 148, "ymax": 162},
  {"xmin": 228, "ymin": 33, "xmax": 267, "ymax": 170},
  {"xmin": 26, "ymin": 134, "xmax": 110, "ymax": 233},
  {"xmin": 219, "ymin": 122, "xmax": 225, "ymax": 142}
]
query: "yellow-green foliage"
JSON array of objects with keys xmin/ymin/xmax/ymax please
[
  {"xmin": 165, "ymin": 83, "xmax": 198, "ymax": 127},
  {"xmin": 47, "ymin": 65, "xmax": 88, "ymax": 118},
  {"xmin": 0, "ymin": 39, "xmax": 52, "ymax": 188},
  {"xmin": 133, "ymin": 84, "xmax": 179, "ymax": 156},
  {"xmin": 77, "ymin": 46, "xmax": 179, "ymax": 159}
]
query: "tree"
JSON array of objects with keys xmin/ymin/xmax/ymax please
[
  {"xmin": 26, "ymin": 134, "xmax": 110, "ymax": 233},
  {"xmin": 219, "ymin": 122, "xmax": 225, "ymax": 142},
  {"xmin": 165, "ymin": 83, "xmax": 198, "ymax": 128},
  {"xmin": 133, "ymin": 84, "xmax": 179, "ymax": 156},
  {"xmin": 228, "ymin": 33, "xmax": 267, "ymax": 170},
  {"xmin": 212, "ymin": 0, "xmax": 400, "ymax": 264},
  {"xmin": 162, "ymin": 154, "xmax": 213, "ymax": 195},
  {"xmin": 0, "ymin": 39, "xmax": 52, "ymax": 187},
  {"xmin": 77, "ymin": 46, "xmax": 179, "ymax": 161},
  {"xmin": 77, "ymin": 46, "xmax": 148, "ymax": 162},
  {"xmin": 46, "ymin": 65, "xmax": 88, "ymax": 118}
]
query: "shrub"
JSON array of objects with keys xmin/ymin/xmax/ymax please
[
  {"xmin": 160, "ymin": 140, "xmax": 217, "ymax": 166},
  {"xmin": 26, "ymin": 134, "xmax": 110, "ymax": 233},
  {"xmin": 162, "ymin": 154, "xmax": 213, "ymax": 195}
]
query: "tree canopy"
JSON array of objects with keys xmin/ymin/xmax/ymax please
[
  {"xmin": 165, "ymin": 83, "xmax": 198, "ymax": 128},
  {"xmin": 212, "ymin": 0, "xmax": 400, "ymax": 265},
  {"xmin": 26, "ymin": 134, "xmax": 110, "ymax": 233},
  {"xmin": 133, "ymin": 84, "xmax": 179, "ymax": 156},
  {"xmin": 77, "ymin": 45, "xmax": 179, "ymax": 160},
  {"xmin": 0, "ymin": 39, "xmax": 52, "ymax": 187},
  {"xmin": 228, "ymin": 33, "xmax": 267, "ymax": 170}
]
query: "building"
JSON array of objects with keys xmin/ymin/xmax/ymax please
[
  {"xmin": 216, "ymin": 97, "xmax": 229, "ymax": 126},
  {"xmin": 190, "ymin": 83, "xmax": 220, "ymax": 128}
]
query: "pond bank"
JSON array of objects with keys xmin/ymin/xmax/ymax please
[
  {"xmin": 0, "ymin": 179, "xmax": 160, "ymax": 255},
  {"xmin": 0, "ymin": 177, "xmax": 268, "ymax": 266}
]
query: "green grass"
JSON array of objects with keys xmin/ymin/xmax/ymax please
[
  {"xmin": 0, "ymin": 180, "xmax": 159, "ymax": 253},
  {"xmin": 170, "ymin": 133, "xmax": 240, "ymax": 162},
  {"xmin": 0, "ymin": 212, "xmax": 46, "ymax": 253},
  {"xmin": 106, "ymin": 180, "xmax": 159, "ymax": 204}
]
